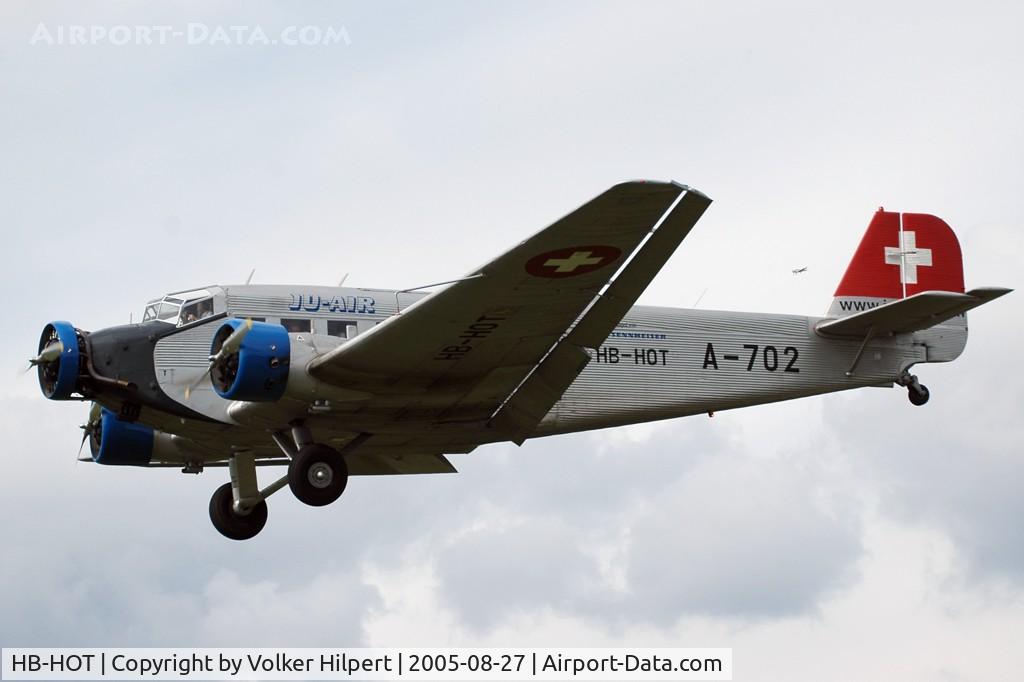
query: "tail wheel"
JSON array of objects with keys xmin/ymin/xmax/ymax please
[
  {"xmin": 288, "ymin": 443, "xmax": 349, "ymax": 507},
  {"xmin": 908, "ymin": 384, "xmax": 930, "ymax": 406},
  {"xmin": 209, "ymin": 482, "xmax": 267, "ymax": 540}
]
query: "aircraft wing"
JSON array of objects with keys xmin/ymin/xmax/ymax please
[
  {"xmin": 308, "ymin": 181, "xmax": 710, "ymax": 434},
  {"xmin": 815, "ymin": 287, "xmax": 1012, "ymax": 337},
  {"xmin": 346, "ymin": 450, "xmax": 457, "ymax": 475},
  {"xmin": 490, "ymin": 187, "xmax": 712, "ymax": 440}
]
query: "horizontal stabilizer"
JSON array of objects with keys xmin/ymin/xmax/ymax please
[{"xmin": 816, "ymin": 287, "xmax": 1012, "ymax": 337}]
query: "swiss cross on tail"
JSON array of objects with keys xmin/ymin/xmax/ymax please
[
  {"xmin": 525, "ymin": 245, "xmax": 622, "ymax": 278},
  {"xmin": 834, "ymin": 209, "xmax": 965, "ymax": 300},
  {"xmin": 884, "ymin": 231, "xmax": 932, "ymax": 285}
]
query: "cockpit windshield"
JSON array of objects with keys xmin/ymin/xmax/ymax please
[
  {"xmin": 142, "ymin": 289, "xmax": 215, "ymax": 325},
  {"xmin": 143, "ymin": 297, "xmax": 184, "ymax": 323}
]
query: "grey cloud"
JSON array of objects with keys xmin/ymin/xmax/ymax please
[
  {"xmin": 617, "ymin": 455, "xmax": 861, "ymax": 621},
  {"xmin": 194, "ymin": 569, "xmax": 376, "ymax": 646},
  {"xmin": 826, "ymin": 380, "xmax": 1024, "ymax": 586},
  {"xmin": 815, "ymin": 294, "xmax": 1024, "ymax": 587},
  {"xmin": 431, "ymin": 427, "xmax": 863, "ymax": 629},
  {"xmin": 1, "ymin": 539, "xmax": 376, "ymax": 646},
  {"xmin": 435, "ymin": 518, "xmax": 599, "ymax": 630}
]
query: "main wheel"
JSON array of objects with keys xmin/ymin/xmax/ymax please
[
  {"xmin": 209, "ymin": 482, "xmax": 268, "ymax": 540},
  {"xmin": 288, "ymin": 443, "xmax": 349, "ymax": 507},
  {"xmin": 908, "ymin": 384, "xmax": 930, "ymax": 406}
]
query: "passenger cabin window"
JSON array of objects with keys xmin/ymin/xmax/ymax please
[
  {"xmin": 327, "ymin": 320, "xmax": 359, "ymax": 338},
  {"xmin": 281, "ymin": 318, "xmax": 311, "ymax": 333}
]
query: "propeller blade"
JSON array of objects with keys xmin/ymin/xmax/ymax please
[
  {"xmin": 77, "ymin": 402, "xmax": 102, "ymax": 462},
  {"xmin": 184, "ymin": 365, "xmax": 212, "ymax": 400},
  {"xmin": 77, "ymin": 427, "xmax": 90, "ymax": 460},
  {"xmin": 27, "ymin": 340, "xmax": 64, "ymax": 368},
  {"xmin": 216, "ymin": 318, "xmax": 253, "ymax": 360},
  {"xmin": 305, "ymin": 332, "xmax": 322, "ymax": 358},
  {"xmin": 186, "ymin": 319, "xmax": 253, "ymax": 400}
]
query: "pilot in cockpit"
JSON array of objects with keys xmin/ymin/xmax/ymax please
[{"xmin": 180, "ymin": 298, "xmax": 214, "ymax": 325}]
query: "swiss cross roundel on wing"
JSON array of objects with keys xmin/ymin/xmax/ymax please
[{"xmin": 525, "ymin": 245, "xmax": 623, "ymax": 279}]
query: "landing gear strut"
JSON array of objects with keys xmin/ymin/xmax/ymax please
[
  {"xmin": 208, "ymin": 451, "xmax": 286, "ymax": 541},
  {"xmin": 899, "ymin": 371, "xmax": 930, "ymax": 406},
  {"xmin": 207, "ymin": 425, "xmax": 365, "ymax": 539}
]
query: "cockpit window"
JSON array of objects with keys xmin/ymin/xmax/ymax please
[
  {"xmin": 180, "ymin": 297, "xmax": 215, "ymax": 325},
  {"xmin": 142, "ymin": 289, "xmax": 214, "ymax": 325},
  {"xmin": 143, "ymin": 298, "xmax": 183, "ymax": 323}
]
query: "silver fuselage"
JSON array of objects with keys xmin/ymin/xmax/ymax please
[{"xmin": 101, "ymin": 283, "xmax": 963, "ymax": 465}]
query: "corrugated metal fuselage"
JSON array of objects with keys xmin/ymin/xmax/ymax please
[
  {"xmin": 131, "ymin": 284, "xmax": 954, "ymax": 461},
  {"xmin": 540, "ymin": 304, "xmax": 928, "ymax": 436}
]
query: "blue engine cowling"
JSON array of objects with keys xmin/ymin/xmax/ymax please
[
  {"xmin": 210, "ymin": 319, "xmax": 290, "ymax": 401},
  {"xmin": 37, "ymin": 321, "xmax": 82, "ymax": 400},
  {"xmin": 90, "ymin": 408, "xmax": 153, "ymax": 466}
]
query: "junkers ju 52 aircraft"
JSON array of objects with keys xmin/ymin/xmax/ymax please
[{"xmin": 31, "ymin": 182, "xmax": 1010, "ymax": 539}]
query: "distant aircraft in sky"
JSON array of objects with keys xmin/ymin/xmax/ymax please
[
  {"xmin": 30, "ymin": 181, "xmax": 1010, "ymax": 539},
  {"xmin": 792, "ymin": 266, "xmax": 808, "ymax": 274}
]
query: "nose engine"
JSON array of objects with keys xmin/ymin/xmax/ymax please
[
  {"xmin": 35, "ymin": 320, "xmax": 138, "ymax": 403},
  {"xmin": 35, "ymin": 321, "xmax": 85, "ymax": 400},
  {"xmin": 34, "ymin": 319, "xmax": 212, "ymax": 422}
]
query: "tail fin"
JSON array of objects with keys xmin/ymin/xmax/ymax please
[
  {"xmin": 828, "ymin": 209, "xmax": 965, "ymax": 318},
  {"xmin": 824, "ymin": 209, "xmax": 1011, "ymax": 367}
]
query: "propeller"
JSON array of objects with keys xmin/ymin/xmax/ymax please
[
  {"xmin": 77, "ymin": 402, "xmax": 102, "ymax": 462},
  {"xmin": 304, "ymin": 329, "xmax": 323, "ymax": 358},
  {"xmin": 20, "ymin": 340, "xmax": 64, "ymax": 375},
  {"xmin": 185, "ymin": 319, "xmax": 254, "ymax": 399}
]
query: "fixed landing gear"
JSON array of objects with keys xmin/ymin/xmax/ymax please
[
  {"xmin": 207, "ymin": 424, "xmax": 362, "ymax": 540},
  {"xmin": 899, "ymin": 371, "xmax": 930, "ymax": 407},
  {"xmin": 288, "ymin": 443, "xmax": 349, "ymax": 506},
  {"xmin": 908, "ymin": 383, "xmax": 930, "ymax": 406},
  {"xmin": 209, "ymin": 482, "xmax": 267, "ymax": 540},
  {"xmin": 208, "ymin": 451, "xmax": 286, "ymax": 541}
]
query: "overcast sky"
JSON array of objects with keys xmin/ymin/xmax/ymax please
[{"xmin": 1, "ymin": 2, "xmax": 1022, "ymax": 680}]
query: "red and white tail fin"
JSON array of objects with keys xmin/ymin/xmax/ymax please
[{"xmin": 828, "ymin": 209, "xmax": 965, "ymax": 318}]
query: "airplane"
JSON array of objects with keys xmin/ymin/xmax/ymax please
[
  {"xmin": 792, "ymin": 266, "xmax": 808, "ymax": 274},
  {"xmin": 30, "ymin": 181, "xmax": 1010, "ymax": 540}
]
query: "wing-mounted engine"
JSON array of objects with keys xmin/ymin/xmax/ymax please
[
  {"xmin": 90, "ymin": 407, "xmax": 155, "ymax": 465},
  {"xmin": 89, "ymin": 407, "xmax": 191, "ymax": 466},
  {"xmin": 209, "ymin": 319, "xmax": 291, "ymax": 402}
]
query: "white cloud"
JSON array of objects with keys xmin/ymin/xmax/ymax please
[{"xmin": 363, "ymin": 511, "xmax": 1024, "ymax": 682}]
